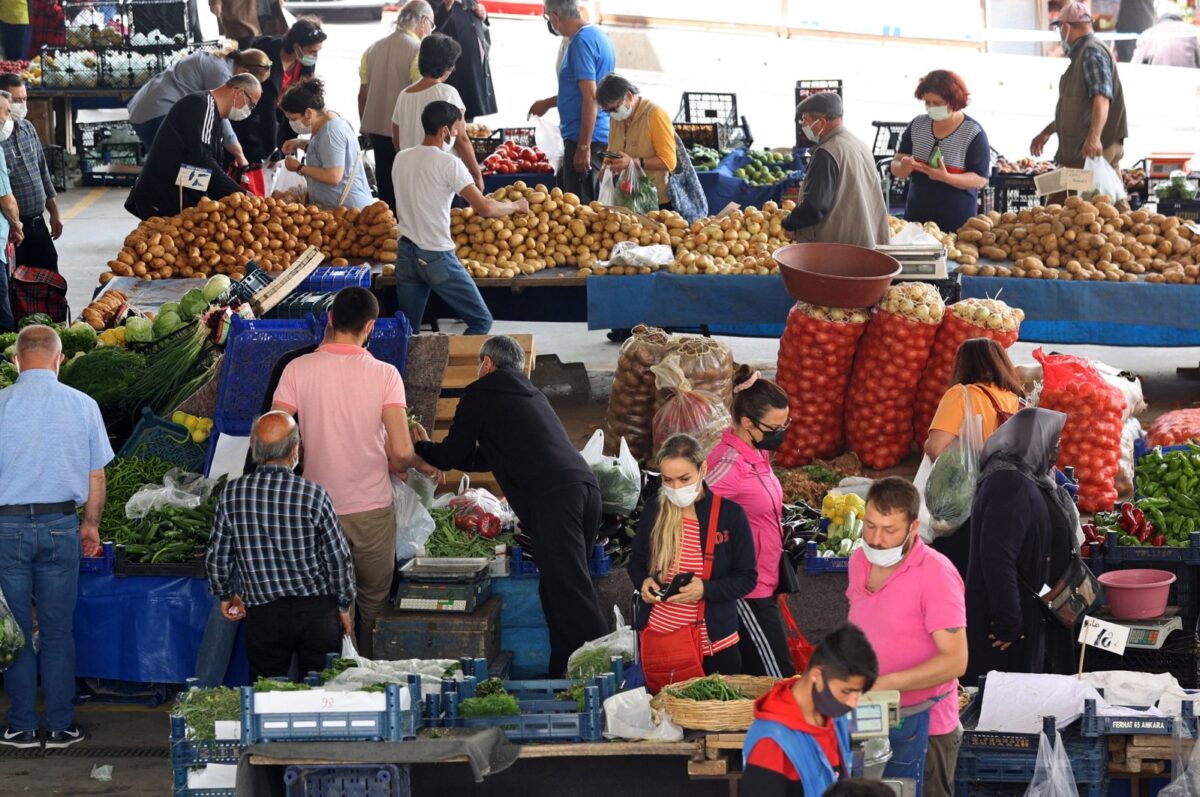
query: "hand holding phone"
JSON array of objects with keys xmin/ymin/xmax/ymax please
[
  {"xmin": 654, "ymin": 572, "xmax": 694, "ymax": 601},
  {"xmin": 598, "ymin": 150, "xmax": 619, "ymax": 160}
]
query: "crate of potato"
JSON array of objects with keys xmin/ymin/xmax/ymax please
[
  {"xmin": 953, "ymin": 195, "xmax": 1200, "ymax": 284},
  {"xmin": 101, "ymin": 194, "xmax": 398, "ymax": 283}
]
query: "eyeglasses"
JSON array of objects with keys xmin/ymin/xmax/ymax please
[
  {"xmin": 754, "ymin": 419, "xmax": 790, "ymax": 434},
  {"xmin": 241, "ymin": 89, "xmax": 258, "ymax": 111}
]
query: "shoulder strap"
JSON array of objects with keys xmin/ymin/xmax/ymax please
[
  {"xmin": 338, "ymin": 144, "xmax": 366, "ymax": 209},
  {"xmin": 694, "ymin": 494, "xmax": 721, "ymax": 630}
]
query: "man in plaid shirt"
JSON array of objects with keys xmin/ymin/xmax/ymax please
[
  {"xmin": 0, "ymin": 74, "xmax": 62, "ymax": 273},
  {"xmin": 205, "ymin": 411, "xmax": 356, "ymax": 681}
]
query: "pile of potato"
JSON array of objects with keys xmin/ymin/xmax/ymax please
[
  {"xmin": 954, "ymin": 195, "xmax": 1200, "ymax": 284},
  {"xmin": 661, "ymin": 201, "xmax": 796, "ymax": 276},
  {"xmin": 452, "ymin": 182, "xmax": 674, "ymax": 278},
  {"xmin": 102, "ymin": 194, "xmax": 398, "ymax": 283}
]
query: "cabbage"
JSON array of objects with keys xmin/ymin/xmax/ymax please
[
  {"xmin": 124, "ymin": 316, "xmax": 154, "ymax": 343},
  {"xmin": 153, "ymin": 310, "xmax": 184, "ymax": 338},
  {"xmin": 59, "ymin": 322, "xmax": 98, "ymax": 358},
  {"xmin": 203, "ymin": 274, "xmax": 231, "ymax": 303},
  {"xmin": 925, "ymin": 447, "xmax": 978, "ymax": 534},
  {"xmin": 179, "ymin": 289, "xmax": 208, "ymax": 322},
  {"xmin": 159, "ymin": 301, "xmax": 180, "ymax": 319}
]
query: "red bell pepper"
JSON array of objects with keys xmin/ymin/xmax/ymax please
[
  {"xmin": 1152, "ymin": 535, "xmax": 1167, "ymax": 547},
  {"xmin": 1118, "ymin": 503, "xmax": 1139, "ymax": 534},
  {"xmin": 478, "ymin": 515, "xmax": 501, "ymax": 539},
  {"xmin": 1138, "ymin": 522, "xmax": 1156, "ymax": 544}
]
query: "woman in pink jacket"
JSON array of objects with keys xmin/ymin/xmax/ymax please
[{"xmin": 706, "ymin": 365, "xmax": 795, "ymax": 677}]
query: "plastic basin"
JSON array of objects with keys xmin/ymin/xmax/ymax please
[
  {"xmin": 1098, "ymin": 569, "xmax": 1177, "ymax": 620},
  {"xmin": 773, "ymin": 243, "xmax": 902, "ymax": 308}
]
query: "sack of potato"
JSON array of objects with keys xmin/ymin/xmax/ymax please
[
  {"xmin": 662, "ymin": 335, "xmax": 734, "ymax": 412},
  {"xmin": 100, "ymin": 194, "xmax": 398, "ymax": 284},
  {"xmin": 605, "ymin": 324, "xmax": 672, "ymax": 462},
  {"xmin": 954, "ymin": 195, "xmax": 1200, "ymax": 283}
]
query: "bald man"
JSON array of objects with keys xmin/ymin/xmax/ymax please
[
  {"xmin": 205, "ymin": 411, "xmax": 356, "ymax": 681},
  {"xmin": 0, "ymin": 325, "xmax": 112, "ymax": 749}
]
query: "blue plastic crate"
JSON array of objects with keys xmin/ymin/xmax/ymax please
[
  {"xmin": 118, "ymin": 407, "xmax": 209, "ymax": 474},
  {"xmin": 169, "ymin": 716, "xmax": 243, "ymax": 767},
  {"xmin": 80, "ymin": 540, "xmax": 114, "ymax": 575},
  {"xmin": 304, "ymin": 312, "xmax": 411, "ymax": 379},
  {"xmin": 1079, "ymin": 697, "xmax": 1196, "ymax": 737},
  {"xmin": 1102, "ymin": 531, "xmax": 1200, "ymax": 564},
  {"xmin": 211, "ymin": 317, "xmax": 320, "ymax": 438},
  {"xmin": 241, "ymin": 680, "xmax": 421, "ymax": 744},
  {"xmin": 172, "ymin": 765, "xmax": 236, "ymax": 797},
  {"xmin": 265, "ymin": 293, "xmax": 336, "ymax": 321},
  {"xmin": 803, "ymin": 540, "xmax": 849, "ymax": 574},
  {"xmin": 509, "ymin": 543, "xmax": 612, "ymax": 579},
  {"xmin": 955, "ymin": 779, "xmax": 1106, "ymax": 797},
  {"xmin": 1134, "ymin": 438, "xmax": 1194, "ymax": 462},
  {"xmin": 296, "ymin": 266, "xmax": 372, "ymax": 294},
  {"xmin": 955, "ymin": 736, "xmax": 1107, "ymax": 788},
  {"xmin": 284, "ymin": 764, "xmax": 409, "ymax": 797}
]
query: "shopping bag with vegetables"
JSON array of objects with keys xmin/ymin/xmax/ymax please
[
  {"xmin": 0, "ymin": 588, "xmax": 25, "ymax": 672},
  {"xmin": 650, "ymin": 355, "xmax": 731, "ymax": 456},
  {"xmin": 435, "ymin": 476, "xmax": 517, "ymax": 539},
  {"xmin": 924, "ymin": 385, "xmax": 983, "ymax": 535},
  {"xmin": 580, "ymin": 430, "xmax": 642, "ymax": 515},
  {"xmin": 599, "ymin": 160, "xmax": 659, "ymax": 215}
]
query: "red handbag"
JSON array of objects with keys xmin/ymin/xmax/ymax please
[
  {"xmin": 640, "ymin": 495, "xmax": 721, "ymax": 694},
  {"xmin": 778, "ymin": 594, "xmax": 814, "ymax": 673},
  {"xmin": 229, "ymin": 163, "xmax": 267, "ymax": 197}
]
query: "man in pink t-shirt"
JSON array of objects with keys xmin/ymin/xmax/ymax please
[
  {"xmin": 272, "ymin": 287, "xmax": 431, "ymax": 658},
  {"xmin": 846, "ymin": 477, "xmax": 967, "ymax": 797}
]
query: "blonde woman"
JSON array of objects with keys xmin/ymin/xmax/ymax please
[{"xmin": 629, "ymin": 434, "xmax": 758, "ymax": 692}]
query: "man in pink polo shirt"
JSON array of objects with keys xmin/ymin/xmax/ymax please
[
  {"xmin": 846, "ymin": 477, "xmax": 967, "ymax": 797},
  {"xmin": 272, "ymin": 287, "xmax": 430, "ymax": 659}
]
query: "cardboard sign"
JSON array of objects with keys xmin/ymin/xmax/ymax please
[
  {"xmin": 1079, "ymin": 616, "xmax": 1131, "ymax": 656},
  {"xmin": 176, "ymin": 164, "xmax": 213, "ymax": 192},
  {"xmin": 1034, "ymin": 168, "xmax": 1094, "ymax": 197}
]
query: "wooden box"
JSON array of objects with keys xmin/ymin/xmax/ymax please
[{"xmin": 372, "ymin": 595, "xmax": 501, "ymax": 662}]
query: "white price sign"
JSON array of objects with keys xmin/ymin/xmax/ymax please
[
  {"xmin": 1033, "ymin": 168, "xmax": 1095, "ymax": 197},
  {"xmin": 1078, "ymin": 616, "xmax": 1130, "ymax": 656},
  {"xmin": 176, "ymin": 164, "xmax": 213, "ymax": 192}
]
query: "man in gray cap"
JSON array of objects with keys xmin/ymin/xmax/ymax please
[
  {"xmin": 1031, "ymin": 2, "xmax": 1127, "ymax": 172},
  {"xmin": 783, "ymin": 92, "xmax": 889, "ymax": 250}
]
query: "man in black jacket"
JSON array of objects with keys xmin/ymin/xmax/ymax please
[
  {"xmin": 415, "ymin": 335, "xmax": 607, "ymax": 676},
  {"xmin": 126, "ymin": 75, "xmax": 261, "ymax": 220}
]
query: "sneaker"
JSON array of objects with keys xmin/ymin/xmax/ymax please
[
  {"xmin": 44, "ymin": 725, "xmax": 85, "ymax": 749},
  {"xmin": 0, "ymin": 727, "xmax": 40, "ymax": 749}
]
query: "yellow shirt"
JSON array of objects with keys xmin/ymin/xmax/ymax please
[
  {"xmin": 0, "ymin": 0, "xmax": 28, "ymax": 25},
  {"xmin": 360, "ymin": 30, "xmax": 421, "ymax": 85},
  {"xmin": 929, "ymin": 384, "xmax": 1020, "ymax": 442},
  {"xmin": 608, "ymin": 100, "xmax": 678, "ymax": 204}
]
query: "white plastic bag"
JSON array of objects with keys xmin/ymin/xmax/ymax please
[
  {"xmin": 125, "ymin": 468, "xmax": 220, "ymax": 519},
  {"xmin": 532, "ymin": 112, "xmax": 564, "ymax": 173},
  {"xmin": 268, "ymin": 162, "xmax": 308, "ymax": 202},
  {"xmin": 1160, "ymin": 725, "xmax": 1200, "ymax": 796},
  {"xmin": 432, "ymin": 474, "xmax": 517, "ymax": 531},
  {"xmin": 923, "ymin": 385, "xmax": 983, "ymax": 535},
  {"xmin": 406, "ymin": 469, "xmax": 437, "ymax": 510},
  {"xmin": 603, "ymin": 688, "xmax": 684, "ymax": 741},
  {"xmin": 580, "ymin": 430, "xmax": 641, "ymax": 515},
  {"xmin": 604, "ymin": 242, "xmax": 675, "ymax": 269},
  {"xmin": 1083, "ymin": 155, "xmax": 1127, "ymax": 201},
  {"xmin": 567, "ymin": 606, "xmax": 636, "ymax": 679},
  {"xmin": 914, "ymin": 454, "xmax": 937, "ymax": 543},
  {"xmin": 1024, "ymin": 731, "xmax": 1078, "ymax": 797},
  {"xmin": 393, "ymin": 475, "xmax": 435, "ymax": 561}
]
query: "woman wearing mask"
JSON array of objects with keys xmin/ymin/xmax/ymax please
[
  {"xmin": 280, "ymin": 78, "xmax": 373, "ymax": 210},
  {"xmin": 924, "ymin": 338, "xmax": 1023, "ymax": 578},
  {"xmin": 629, "ymin": 434, "xmax": 758, "ymax": 692},
  {"xmin": 391, "ymin": 33, "xmax": 483, "ymax": 190},
  {"xmin": 890, "ymin": 70, "xmax": 991, "ymax": 233},
  {"xmin": 706, "ymin": 366, "xmax": 795, "ymax": 678},
  {"xmin": 964, "ymin": 408, "xmax": 1070, "ymax": 684},
  {"xmin": 596, "ymin": 73, "xmax": 678, "ymax": 211},
  {"xmin": 243, "ymin": 16, "xmax": 327, "ymax": 149},
  {"xmin": 127, "ymin": 43, "xmax": 271, "ymax": 160}
]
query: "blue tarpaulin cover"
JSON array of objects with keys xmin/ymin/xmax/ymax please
[
  {"xmin": 697, "ymin": 148, "xmax": 804, "ymax": 213},
  {"xmin": 587, "ymin": 273, "xmax": 791, "ymax": 337}
]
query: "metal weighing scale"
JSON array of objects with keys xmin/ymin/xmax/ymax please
[
  {"xmin": 393, "ymin": 557, "xmax": 492, "ymax": 613},
  {"xmin": 849, "ymin": 690, "xmax": 914, "ymax": 796},
  {"xmin": 874, "ymin": 244, "xmax": 949, "ymax": 281},
  {"xmin": 1093, "ymin": 607, "xmax": 1184, "ymax": 650}
]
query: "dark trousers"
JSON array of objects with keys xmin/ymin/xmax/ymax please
[
  {"xmin": 703, "ymin": 645, "xmax": 742, "ymax": 676},
  {"xmin": 736, "ymin": 597, "xmax": 795, "ymax": 678},
  {"xmin": 244, "ymin": 595, "xmax": 341, "ymax": 682},
  {"xmin": 558, "ymin": 139, "xmax": 605, "ymax": 206},
  {"xmin": 369, "ymin": 134, "xmax": 398, "ymax": 214},
  {"xmin": 528, "ymin": 483, "xmax": 608, "ymax": 676},
  {"xmin": 15, "ymin": 215, "xmax": 59, "ymax": 273},
  {"xmin": 0, "ymin": 22, "xmax": 29, "ymax": 62}
]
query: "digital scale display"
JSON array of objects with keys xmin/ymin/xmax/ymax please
[{"xmin": 850, "ymin": 704, "xmax": 885, "ymax": 737}]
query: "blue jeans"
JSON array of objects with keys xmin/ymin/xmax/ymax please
[
  {"xmin": 394, "ymin": 239, "xmax": 493, "ymax": 335},
  {"xmin": 885, "ymin": 707, "xmax": 931, "ymax": 795},
  {"xmin": 0, "ymin": 261, "xmax": 13, "ymax": 333},
  {"xmin": 0, "ymin": 512, "xmax": 81, "ymax": 731},
  {"xmin": 193, "ymin": 599, "xmax": 240, "ymax": 687}
]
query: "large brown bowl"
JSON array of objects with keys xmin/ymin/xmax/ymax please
[{"xmin": 773, "ymin": 243, "xmax": 902, "ymax": 308}]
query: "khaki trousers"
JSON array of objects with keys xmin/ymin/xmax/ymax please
[
  {"xmin": 338, "ymin": 504, "xmax": 395, "ymax": 660},
  {"xmin": 924, "ymin": 727, "xmax": 963, "ymax": 797}
]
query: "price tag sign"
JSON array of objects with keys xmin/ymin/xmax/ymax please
[
  {"xmin": 175, "ymin": 164, "xmax": 213, "ymax": 192},
  {"xmin": 1034, "ymin": 168, "xmax": 1094, "ymax": 197},
  {"xmin": 1079, "ymin": 616, "xmax": 1131, "ymax": 656}
]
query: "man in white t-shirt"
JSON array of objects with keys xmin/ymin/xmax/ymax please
[{"xmin": 391, "ymin": 101, "xmax": 529, "ymax": 334}]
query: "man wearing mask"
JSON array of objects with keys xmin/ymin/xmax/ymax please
[
  {"xmin": 782, "ymin": 92, "xmax": 889, "ymax": 249},
  {"xmin": 528, "ymin": 0, "xmax": 615, "ymax": 205},
  {"xmin": 126, "ymin": 75, "xmax": 259, "ymax": 220},
  {"xmin": 0, "ymin": 74, "xmax": 62, "ymax": 272},
  {"xmin": 742, "ymin": 625, "xmax": 879, "ymax": 797},
  {"xmin": 0, "ymin": 91, "xmax": 23, "ymax": 333},
  {"xmin": 846, "ymin": 478, "xmax": 967, "ymax": 797},
  {"xmin": 1032, "ymin": 2, "xmax": 1128, "ymax": 173}
]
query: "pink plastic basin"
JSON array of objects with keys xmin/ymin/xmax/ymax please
[{"xmin": 1098, "ymin": 569, "xmax": 1177, "ymax": 620}]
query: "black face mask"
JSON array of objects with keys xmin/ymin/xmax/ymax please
[
  {"xmin": 755, "ymin": 429, "xmax": 786, "ymax": 451},
  {"xmin": 812, "ymin": 678, "xmax": 854, "ymax": 719}
]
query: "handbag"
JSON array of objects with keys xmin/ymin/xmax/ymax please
[
  {"xmin": 977, "ymin": 384, "xmax": 1015, "ymax": 426},
  {"xmin": 778, "ymin": 594, "xmax": 814, "ymax": 672},
  {"xmin": 666, "ymin": 132, "xmax": 709, "ymax": 224},
  {"xmin": 1036, "ymin": 551, "xmax": 1103, "ymax": 629},
  {"xmin": 639, "ymin": 495, "xmax": 722, "ymax": 694}
]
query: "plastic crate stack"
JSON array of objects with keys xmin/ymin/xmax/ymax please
[
  {"xmin": 989, "ymin": 172, "xmax": 1041, "ymax": 214},
  {"xmin": 241, "ymin": 680, "xmax": 422, "ymax": 745},
  {"xmin": 675, "ymin": 92, "xmax": 741, "ymax": 150},
  {"xmin": 509, "ymin": 542, "xmax": 611, "ymax": 579},
  {"xmin": 956, "ymin": 714, "xmax": 1107, "ymax": 797},
  {"xmin": 283, "ymin": 764, "xmax": 411, "ymax": 797},
  {"xmin": 43, "ymin": 145, "xmax": 67, "ymax": 193},
  {"xmin": 170, "ymin": 715, "xmax": 240, "ymax": 797},
  {"xmin": 74, "ymin": 116, "xmax": 142, "ymax": 187}
]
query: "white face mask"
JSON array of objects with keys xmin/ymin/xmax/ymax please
[
  {"xmin": 9, "ymin": 102, "xmax": 25, "ymax": 123},
  {"xmin": 298, "ymin": 48, "xmax": 319, "ymax": 67},
  {"xmin": 861, "ymin": 535, "xmax": 908, "ymax": 568},
  {"xmin": 229, "ymin": 101, "xmax": 252, "ymax": 122},
  {"xmin": 610, "ymin": 99, "xmax": 633, "ymax": 122},
  {"xmin": 802, "ymin": 119, "xmax": 821, "ymax": 144},
  {"xmin": 290, "ymin": 117, "xmax": 312, "ymax": 135},
  {"xmin": 664, "ymin": 481, "xmax": 702, "ymax": 509},
  {"xmin": 926, "ymin": 104, "xmax": 951, "ymax": 122},
  {"xmin": 442, "ymin": 132, "xmax": 456, "ymax": 153},
  {"xmin": 0, "ymin": 119, "xmax": 14, "ymax": 142}
]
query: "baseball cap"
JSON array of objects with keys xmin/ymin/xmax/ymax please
[{"xmin": 1051, "ymin": 2, "xmax": 1093, "ymax": 26}]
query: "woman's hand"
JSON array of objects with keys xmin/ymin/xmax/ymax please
[
  {"xmin": 912, "ymin": 158, "xmax": 951, "ymax": 184},
  {"xmin": 892, "ymin": 155, "xmax": 916, "ymax": 178},
  {"xmin": 988, "ymin": 632, "xmax": 1022, "ymax": 651},
  {"xmin": 282, "ymin": 139, "xmax": 306, "ymax": 155},
  {"xmin": 605, "ymin": 152, "xmax": 632, "ymax": 172},
  {"xmin": 640, "ymin": 577, "xmax": 662, "ymax": 604},
  {"xmin": 284, "ymin": 156, "xmax": 302, "ymax": 173},
  {"xmin": 667, "ymin": 577, "xmax": 705, "ymax": 605}
]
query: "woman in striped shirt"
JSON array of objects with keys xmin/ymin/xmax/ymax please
[
  {"xmin": 891, "ymin": 70, "xmax": 992, "ymax": 233},
  {"xmin": 630, "ymin": 434, "xmax": 759, "ymax": 681}
]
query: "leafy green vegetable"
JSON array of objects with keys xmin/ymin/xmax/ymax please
[
  {"xmin": 555, "ymin": 682, "xmax": 587, "ymax": 712},
  {"xmin": 253, "ymin": 677, "xmax": 311, "ymax": 692},
  {"xmin": 475, "ymin": 678, "xmax": 507, "ymax": 698},
  {"xmin": 566, "ymin": 646, "xmax": 631, "ymax": 680},
  {"xmin": 203, "ymin": 275, "xmax": 231, "ymax": 303},
  {"xmin": 925, "ymin": 448, "xmax": 976, "ymax": 534},
  {"xmin": 124, "ymin": 316, "xmax": 154, "ymax": 343},
  {"xmin": 18, "ymin": 313, "xmax": 52, "ymax": 329},
  {"xmin": 459, "ymin": 694, "xmax": 520, "ymax": 718},
  {"xmin": 153, "ymin": 310, "xmax": 184, "ymax": 339},
  {"xmin": 59, "ymin": 347, "xmax": 146, "ymax": 407},
  {"xmin": 59, "ymin": 322, "xmax": 98, "ymax": 358},
  {"xmin": 798, "ymin": 464, "xmax": 844, "ymax": 485},
  {"xmin": 0, "ymin": 332, "xmax": 16, "ymax": 351},
  {"xmin": 592, "ymin": 459, "xmax": 640, "ymax": 515},
  {"xmin": 0, "ymin": 600, "xmax": 24, "ymax": 671},
  {"xmin": 443, "ymin": 662, "xmax": 462, "ymax": 679},
  {"xmin": 0, "ymin": 361, "xmax": 17, "ymax": 389},
  {"xmin": 174, "ymin": 687, "xmax": 240, "ymax": 741},
  {"xmin": 666, "ymin": 675, "xmax": 750, "ymax": 702},
  {"xmin": 319, "ymin": 658, "xmax": 358, "ymax": 683},
  {"xmin": 425, "ymin": 508, "xmax": 512, "ymax": 557},
  {"xmin": 179, "ymin": 289, "xmax": 209, "ymax": 322}
]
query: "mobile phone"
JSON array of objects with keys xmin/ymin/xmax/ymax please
[
  {"xmin": 655, "ymin": 572, "xmax": 694, "ymax": 600},
  {"xmin": 598, "ymin": 150, "xmax": 619, "ymax": 160}
]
